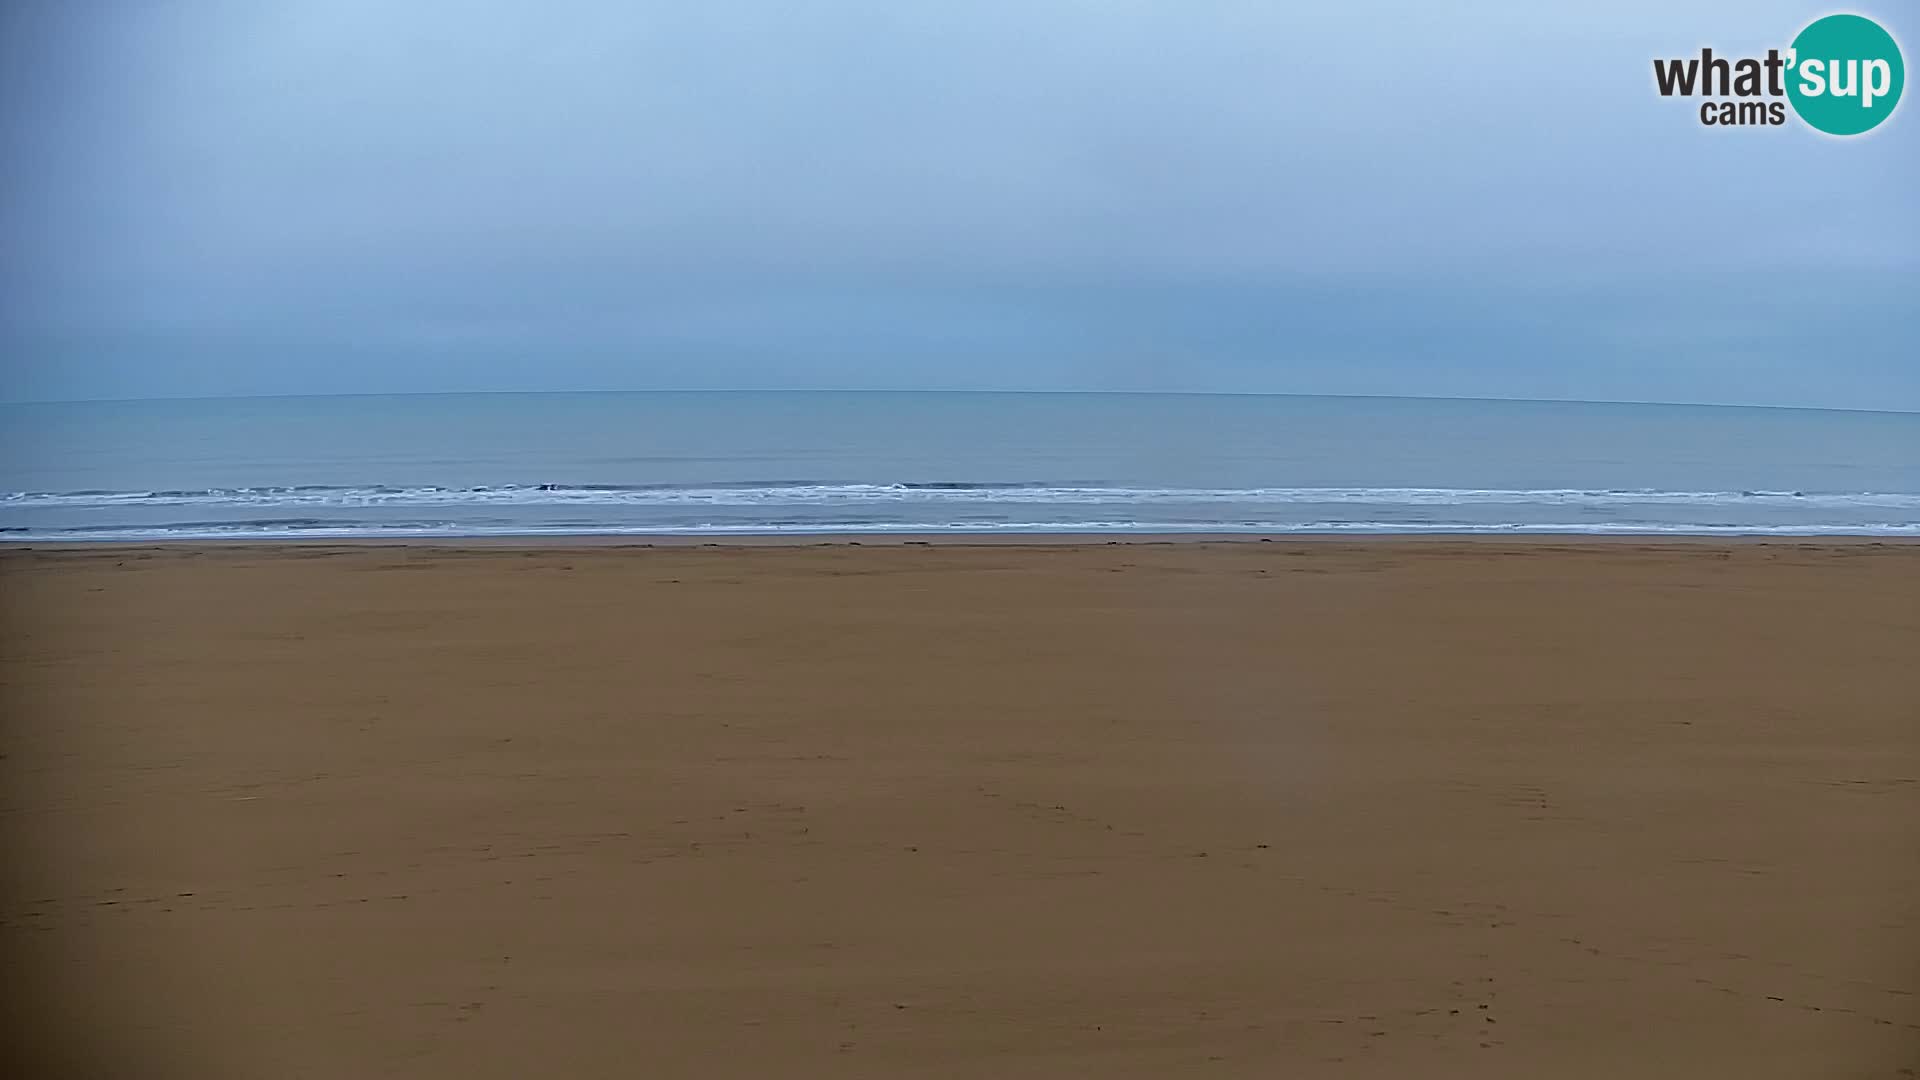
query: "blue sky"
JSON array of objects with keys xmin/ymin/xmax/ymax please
[{"xmin": 2, "ymin": 1, "xmax": 1914, "ymax": 408}]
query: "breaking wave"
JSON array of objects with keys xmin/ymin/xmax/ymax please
[
  {"xmin": 3, "ymin": 482, "xmax": 1914, "ymax": 541},
  {"xmin": 6, "ymin": 481, "xmax": 1920, "ymax": 510}
]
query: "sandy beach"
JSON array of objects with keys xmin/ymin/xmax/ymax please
[{"xmin": 3, "ymin": 539, "xmax": 1917, "ymax": 1077}]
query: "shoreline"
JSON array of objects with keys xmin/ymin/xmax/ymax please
[{"xmin": 8, "ymin": 531, "xmax": 1920, "ymax": 552}]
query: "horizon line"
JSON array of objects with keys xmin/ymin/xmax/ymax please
[{"xmin": 2, "ymin": 387, "xmax": 1916, "ymax": 418}]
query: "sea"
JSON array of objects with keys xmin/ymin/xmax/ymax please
[{"xmin": 2, "ymin": 391, "xmax": 1916, "ymax": 541}]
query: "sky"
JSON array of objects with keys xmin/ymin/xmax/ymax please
[{"xmin": 1, "ymin": 1, "xmax": 1914, "ymax": 409}]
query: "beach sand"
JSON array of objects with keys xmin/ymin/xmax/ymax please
[{"xmin": 3, "ymin": 540, "xmax": 1917, "ymax": 1077}]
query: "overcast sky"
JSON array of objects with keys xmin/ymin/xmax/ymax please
[{"xmin": 1, "ymin": 1, "xmax": 1914, "ymax": 408}]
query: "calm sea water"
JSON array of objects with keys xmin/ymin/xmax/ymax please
[{"xmin": 2, "ymin": 391, "xmax": 1916, "ymax": 540}]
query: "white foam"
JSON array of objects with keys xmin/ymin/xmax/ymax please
[
  {"xmin": 7, "ymin": 483, "xmax": 1920, "ymax": 510},
  {"xmin": 9, "ymin": 519, "xmax": 1920, "ymax": 543}
]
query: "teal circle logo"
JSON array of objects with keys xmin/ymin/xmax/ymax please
[{"xmin": 1786, "ymin": 14, "xmax": 1904, "ymax": 135}]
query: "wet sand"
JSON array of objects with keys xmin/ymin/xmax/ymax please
[{"xmin": 3, "ymin": 540, "xmax": 1917, "ymax": 1077}]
